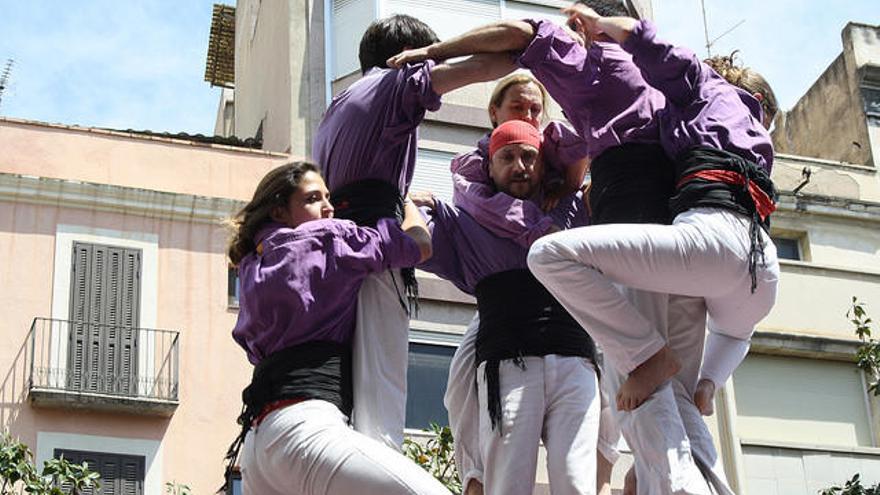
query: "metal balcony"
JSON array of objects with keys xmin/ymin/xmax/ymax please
[{"xmin": 26, "ymin": 318, "xmax": 179, "ymax": 416}]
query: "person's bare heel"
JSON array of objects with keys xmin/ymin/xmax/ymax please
[
  {"xmin": 465, "ymin": 479, "xmax": 484, "ymax": 495},
  {"xmin": 693, "ymin": 378, "xmax": 717, "ymax": 416},
  {"xmin": 616, "ymin": 345, "xmax": 680, "ymax": 411}
]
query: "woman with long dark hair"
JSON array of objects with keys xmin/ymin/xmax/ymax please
[{"xmin": 225, "ymin": 161, "xmax": 447, "ymax": 495}]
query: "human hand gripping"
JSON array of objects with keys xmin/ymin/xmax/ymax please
[
  {"xmin": 561, "ymin": 3, "xmax": 602, "ymax": 43},
  {"xmin": 387, "ymin": 46, "xmax": 431, "ymax": 69},
  {"xmin": 408, "ymin": 191, "xmax": 436, "ymax": 210}
]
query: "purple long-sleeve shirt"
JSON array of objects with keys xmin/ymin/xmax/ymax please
[
  {"xmin": 419, "ymin": 193, "xmax": 588, "ymax": 295},
  {"xmin": 516, "ymin": 19, "xmax": 666, "ymax": 160},
  {"xmin": 312, "ymin": 62, "xmax": 442, "ymax": 194},
  {"xmin": 450, "ymin": 121, "xmax": 589, "ymax": 248},
  {"xmin": 622, "ymin": 20, "xmax": 774, "ymax": 172},
  {"xmin": 232, "ymin": 219, "xmax": 421, "ymax": 365}
]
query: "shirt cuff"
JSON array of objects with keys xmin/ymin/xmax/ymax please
[{"xmin": 621, "ymin": 19, "xmax": 654, "ymax": 55}]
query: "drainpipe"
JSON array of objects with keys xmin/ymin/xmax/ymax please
[{"xmin": 716, "ymin": 381, "xmax": 747, "ymax": 494}]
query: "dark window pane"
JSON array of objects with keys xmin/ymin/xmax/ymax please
[
  {"xmin": 405, "ymin": 342, "xmax": 455, "ymax": 430},
  {"xmin": 228, "ymin": 267, "xmax": 240, "ymax": 306},
  {"xmin": 772, "ymin": 237, "xmax": 801, "ymax": 260},
  {"xmin": 226, "ymin": 470, "xmax": 243, "ymax": 495}
]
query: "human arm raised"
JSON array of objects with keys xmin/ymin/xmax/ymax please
[
  {"xmin": 387, "ymin": 20, "xmax": 536, "ymax": 69},
  {"xmin": 431, "ymin": 53, "xmax": 519, "ymax": 96}
]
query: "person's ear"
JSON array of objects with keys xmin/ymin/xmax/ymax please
[
  {"xmin": 489, "ymin": 105, "xmax": 499, "ymax": 127},
  {"xmin": 752, "ymin": 92, "xmax": 764, "ymax": 103},
  {"xmin": 270, "ymin": 205, "xmax": 287, "ymax": 223}
]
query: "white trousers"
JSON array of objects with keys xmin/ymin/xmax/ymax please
[
  {"xmin": 602, "ymin": 289, "xmax": 721, "ymax": 495},
  {"xmin": 240, "ymin": 400, "xmax": 451, "ymax": 495},
  {"xmin": 477, "ymin": 355, "xmax": 600, "ymax": 495},
  {"xmin": 444, "ymin": 315, "xmax": 620, "ymax": 492},
  {"xmin": 353, "ymin": 269, "xmax": 410, "ymax": 450},
  {"xmin": 444, "ymin": 314, "xmax": 483, "ymax": 490},
  {"xmin": 527, "ymin": 207, "xmax": 780, "ymax": 387}
]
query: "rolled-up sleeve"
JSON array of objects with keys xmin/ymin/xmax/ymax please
[
  {"xmin": 516, "ymin": 19, "xmax": 599, "ymax": 112},
  {"xmin": 541, "ymin": 121, "xmax": 589, "ymax": 173},
  {"xmin": 393, "ymin": 60, "xmax": 442, "ymax": 125}
]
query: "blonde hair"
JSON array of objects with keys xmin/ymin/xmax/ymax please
[
  {"xmin": 488, "ymin": 73, "xmax": 549, "ymax": 127},
  {"xmin": 705, "ymin": 51, "xmax": 778, "ymax": 122},
  {"xmin": 225, "ymin": 161, "xmax": 320, "ymax": 266}
]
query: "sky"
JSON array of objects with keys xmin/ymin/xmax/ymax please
[{"xmin": 0, "ymin": 1, "xmax": 877, "ymax": 136}]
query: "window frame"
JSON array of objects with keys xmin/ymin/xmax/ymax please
[
  {"xmin": 770, "ymin": 229, "xmax": 809, "ymax": 262},
  {"xmin": 404, "ymin": 328, "xmax": 463, "ymax": 433}
]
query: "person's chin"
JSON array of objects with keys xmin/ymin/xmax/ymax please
[{"xmin": 508, "ymin": 183, "xmax": 533, "ymax": 199}]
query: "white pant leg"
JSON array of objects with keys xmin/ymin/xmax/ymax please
[
  {"xmin": 353, "ymin": 269, "xmax": 410, "ymax": 450},
  {"xmin": 671, "ymin": 380, "xmax": 734, "ymax": 495},
  {"xmin": 601, "ymin": 288, "xmax": 712, "ymax": 495},
  {"xmin": 666, "ymin": 295, "xmax": 735, "ymax": 495},
  {"xmin": 528, "ymin": 208, "xmax": 779, "ymax": 376},
  {"xmin": 596, "ymin": 353, "xmax": 622, "ymax": 466},
  {"xmin": 443, "ymin": 313, "xmax": 483, "ymax": 488},
  {"xmin": 542, "ymin": 355, "xmax": 601, "ymax": 495},
  {"xmin": 619, "ymin": 384, "xmax": 712, "ymax": 495},
  {"xmin": 240, "ymin": 400, "xmax": 451, "ymax": 495},
  {"xmin": 477, "ymin": 358, "xmax": 544, "ymax": 495}
]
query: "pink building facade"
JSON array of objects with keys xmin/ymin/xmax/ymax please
[{"xmin": 0, "ymin": 116, "xmax": 289, "ymax": 494}]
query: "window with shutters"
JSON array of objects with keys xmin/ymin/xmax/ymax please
[
  {"xmin": 410, "ymin": 149, "xmax": 456, "ymax": 203},
  {"xmin": 68, "ymin": 242, "xmax": 142, "ymax": 396},
  {"xmin": 54, "ymin": 449, "xmax": 145, "ymax": 495}
]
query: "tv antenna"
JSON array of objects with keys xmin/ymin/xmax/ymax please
[
  {"xmin": 699, "ymin": 0, "xmax": 745, "ymax": 57},
  {"xmin": 0, "ymin": 59, "xmax": 13, "ymax": 111}
]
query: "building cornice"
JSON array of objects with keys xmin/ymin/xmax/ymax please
[
  {"xmin": 0, "ymin": 172, "xmax": 243, "ymax": 224},
  {"xmin": 0, "ymin": 117, "xmax": 288, "ymax": 157},
  {"xmin": 777, "ymin": 191, "xmax": 880, "ymax": 222}
]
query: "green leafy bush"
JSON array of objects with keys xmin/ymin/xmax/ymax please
[
  {"xmin": 0, "ymin": 433, "xmax": 100, "ymax": 494},
  {"xmin": 402, "ymin": 423, "xmax": 461, "ymax": 494},
  {"xmin": 821, "ymin": 474, "xmax": 880, "ymax": 495},
  {"xmin": 850, "ymin": 297, "xmax": 880, "ymax": 396}
]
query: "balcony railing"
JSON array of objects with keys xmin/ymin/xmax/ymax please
[{"xmin": 26, "ymin": 317, "xmax": 179, "ymax": 415}]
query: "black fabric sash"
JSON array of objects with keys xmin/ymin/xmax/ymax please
[
  {"xmin": 331, "ymin": 178, "xmax": 405, "ymax": 227},
  {"xmin": 589, "ymin": 143, "xmax": 676, "ymax": 225},
  {"xmin": 474, "ymin": 269, "xmax": 596, "ymax": 432},
  {"xmin": 331, "ymin": 178, "xmax": 418, "ymax": 314},
  {"xmin": 669, "ymin": 146, "xmax": 776, "ymax": 229},
  {"xmin": 223, "ymin": 341, "xmax": 352, "ymax": 487},
  {"xmin": 670, "ymin": 146, "xmax": 777, "ymax": 291}
]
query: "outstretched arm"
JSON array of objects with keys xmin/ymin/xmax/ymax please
[
  {"xmin": 387, "ymin": 20, "xmax": 535, "ymax": 68},
  {"xmin": 431, "ymin": 52, "xmax": 518, "ymax": 95}
]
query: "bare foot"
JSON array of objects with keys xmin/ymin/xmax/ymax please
[
  {"xmin": 464, "ymin": 479, "xmax": 484, "ymax": 495},
  {"xmin": 694, "ymin": 378, "xmax": 716, "ymax": 416},
  {"xmin": 616, "ymin": 345, "xmax": 681, "ymax": 411},
  {"xmin": 623, "ymin": 465, "xmax": 637, "ymax": 495}
]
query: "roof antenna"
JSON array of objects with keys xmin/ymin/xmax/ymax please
[
  {"xmin": 699, "ymin": 0, "xmax": 745, "ymax": 58},
  {"xmin": 0, "ymin": 59, "xmax": 14, "ymax": 111}
]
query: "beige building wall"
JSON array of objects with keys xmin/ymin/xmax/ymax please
[
  {"xmin": 0, "ymin": 118, "xmax": 289, "ymax": 494},
  {"xmin": 234, "ymin": 0, "xmax": 327, "ymax": 155},
  {"xmin": 771, "ymin": 22, "xmax": 880, "ymax": 168}
]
